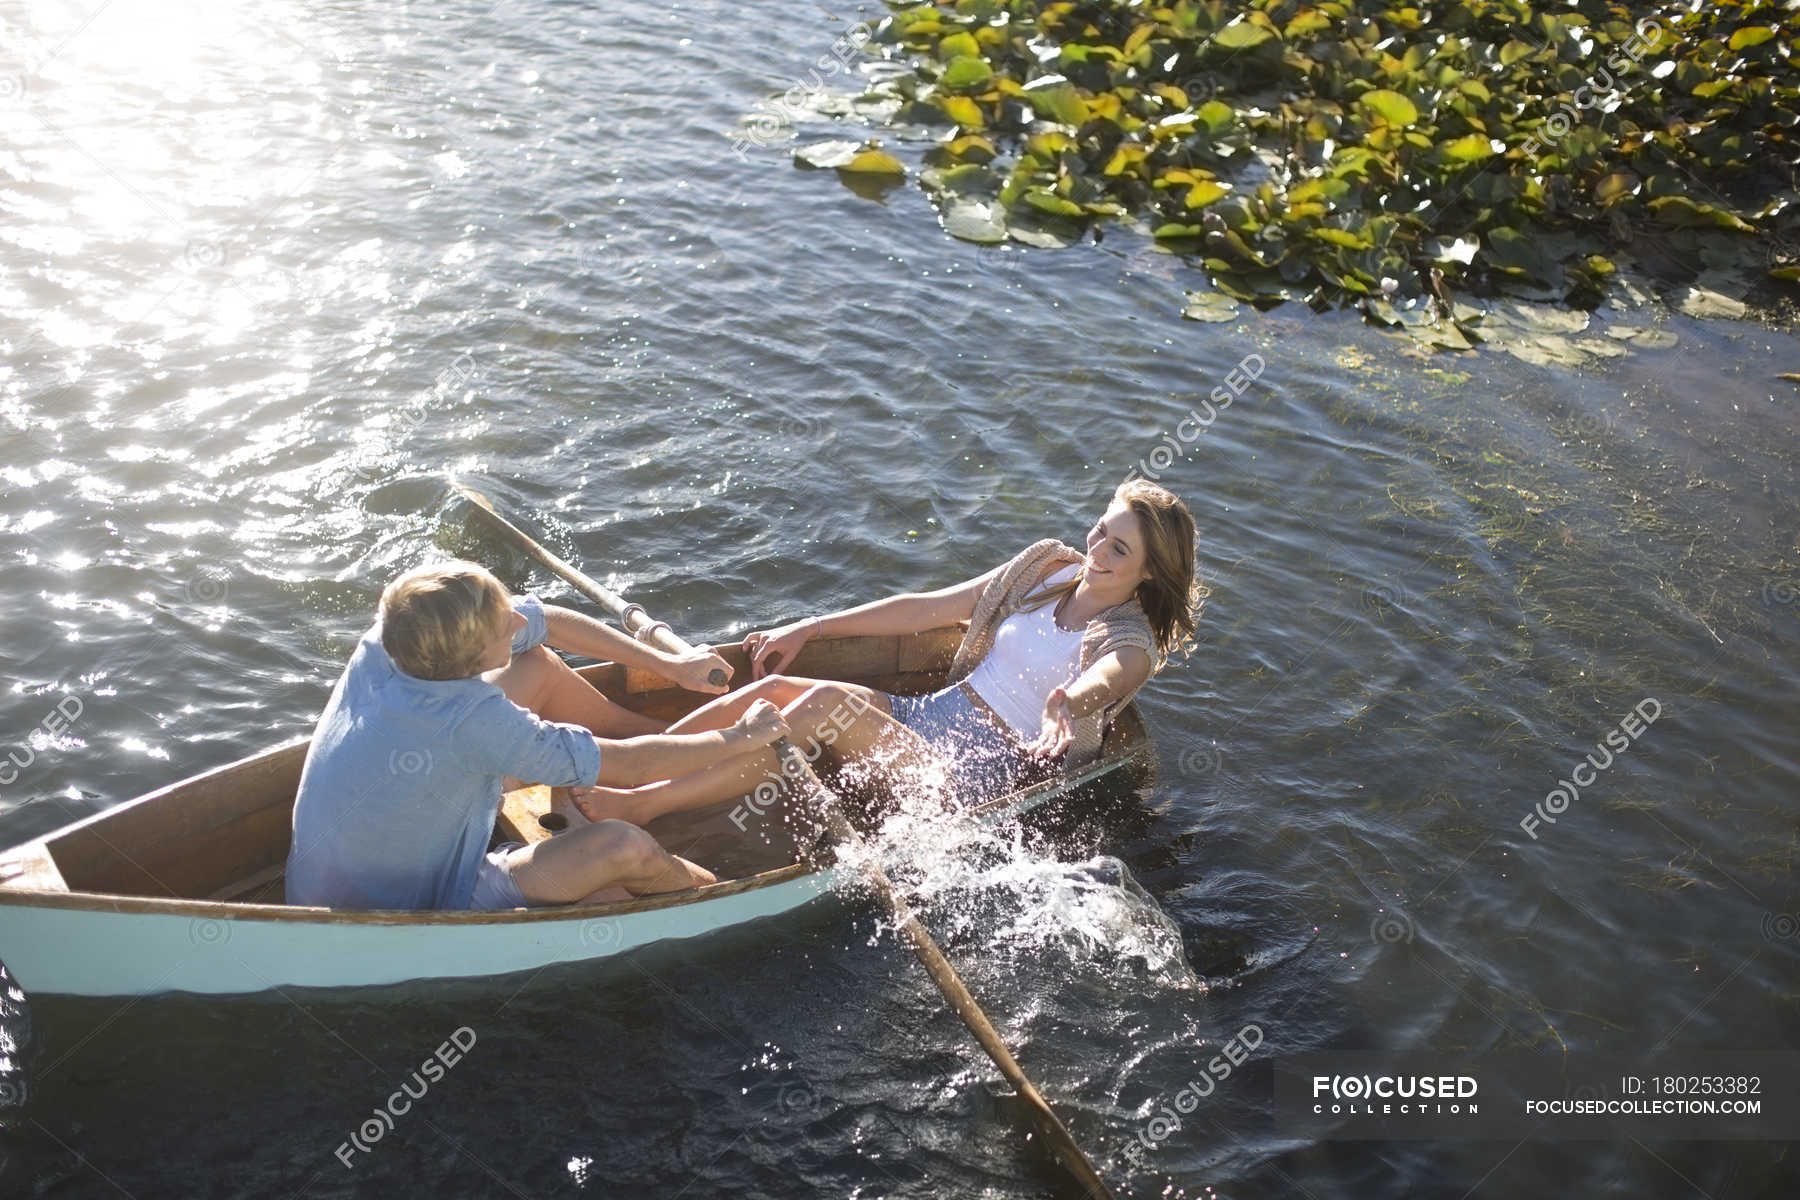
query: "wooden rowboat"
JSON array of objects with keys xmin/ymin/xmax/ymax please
[{"xmin": 0, "ymin": 627, "xmax": 1153, "ymax": 998}]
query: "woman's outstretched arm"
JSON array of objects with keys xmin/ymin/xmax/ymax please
[
  {"xmin": 742, "ymin": 563, "xmax": 1003, "ymax": 677},
  {"xmin": 1025, "ymin": 647, "xmax": 1154, "ymax": 759}
]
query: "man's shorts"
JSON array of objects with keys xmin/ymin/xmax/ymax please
[{"xmin": 469, "ymin": 841, "xmax": 529, "ymax": 910}]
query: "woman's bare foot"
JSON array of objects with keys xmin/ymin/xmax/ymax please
[{"xmin": 571, "ymin": 784, "xmax": 644, "ymax": 825}]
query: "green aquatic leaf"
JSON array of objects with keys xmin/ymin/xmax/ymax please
[
  {"xmin": 1440, "ymin": 133, "xmax": 1496, "ymax": 163},
  {"xmin": 1593, "ymin": 173, "xmax": 1638, "ymax": 207},
  {"xmin": 1021, "ymin": 79, "xmax": 1090, "ymax": 126},
  {"xmin": 841, "ymin": 149, "xmax": 905, "ymax": 176},
  {"xmin": 1359, "ymin": 89, "xmax": 1420, "ymax": 127},
  {"xmin": 1649, "ymin": 195, "xmax": 1756, "ymax": 232},
  {"xmin": 1184, "ymin": 180, "xmax": 1231, "ymax": 209},
  {"xmin": 939, "ymin": 31, "xmax": 981, "ymax": 59},
  {"xmin": 1485, "ymin": 226, "xmax": 1554, "ymax": 282},
  {"xmin": 1728, "ymin": 27, "xmax": 1776, "ymax": 51},
  {"xmin": 1499, "ymin": 39, "xmax": 1539, "ymax": 66},
  {"xmin": 793, "ymin": 141, "xmax": 863, "ymax": 169},
  {"xmin": 1212, "ymin": 18, "xmax": 1276, "ymax": 51},
  {"xmin": 941, "ymin": 134, "xmax": 996, "ymax": 163},
  {"xmin": 1312, "ymin": 226, "xmax": 1373, "ymax": 250},
  {"xmin": 1181, "ymin": 291, "xmax": 1240, "ymax": 322},
  {"xmin": 943, "ymin": 198, "xmax": 1006, "ymax": 243},
  {"xmin": 1022, "ymin": 188, "xmax": 1085, "ymax": 217},
  {"xmin": 937, "ymin": 95, "xmax": 985, "ymax": 129},
  {"xmin": 1194, "ymin": 100, "xmax": 1237, "ymax": 136},
  {"xmin": 924, "ymin": 162, "xmax": 1001, "ymax": 196},
  {"xmin": 941, "ymin": 56, "xmax": 993, "ymax": 90},
  {"xmin": 1285, "ymin": 10, "xmax": 1332, "ymax": 39}
]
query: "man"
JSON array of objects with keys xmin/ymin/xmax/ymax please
[{"xmin": 285, "ymin": 561, "xmax": 786, "ymax": 910}]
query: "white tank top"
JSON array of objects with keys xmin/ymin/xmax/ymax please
[{"xmin": 966, "ymin": 564, "xmax": 1085, "ymax": 737}]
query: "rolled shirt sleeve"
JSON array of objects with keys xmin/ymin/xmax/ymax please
[
  {"xmin": 453, "ymin": 692, "xmax": 602, "ymax": 787},
  {"xmin": 511, "ymin": 593, "xmax": 550, "ymax": 655}
]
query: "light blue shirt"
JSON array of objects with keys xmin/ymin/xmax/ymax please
[{"xmin": 285, "ymin": 593, "xmax": 602, "ymax": 910}]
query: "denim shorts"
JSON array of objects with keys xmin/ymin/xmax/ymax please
[
  {"xmin": 885, "ymin": 684, "xmax": 1028, "ymax": 800},
  {"xmin": 469, "ymin": 841, "xmax": 528, "ymax": 910}
]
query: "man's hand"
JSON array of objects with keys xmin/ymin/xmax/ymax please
[
  {"xmin": 731, "ymin": 698, "xmax": 790, "ymax": 749},
  {"xmin": 1024, "ymin": 686, "xmax": 1074, "ymax": 761},
  {"xmin": 664, "ymin": 646, "xmax": 733, "ymax": 694}
]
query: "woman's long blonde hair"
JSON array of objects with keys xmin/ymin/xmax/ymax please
[{"xmin": 1018, "ymin": 479, "xmax": 1205, "ymax": 661}]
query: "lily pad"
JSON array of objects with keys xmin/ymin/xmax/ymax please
[
  {"xmin": 1440, "ymin": 134, "xmax": 1496, "ymax": 164},
  {"xmin": 1503, "ymin": 335, "xmax": 1594, "ymax": 368},
  {"xmin": 941, "ymin": 56, "xmax": 993, "ymax": 91},
  {"xmin": 1605, "ymin": 324, "xmax": 1679, "ymax": 350},
  {"xmin": 1181, "ymin": 291, "xmax": 1240, "ymax": 322},
  {"xmin": 822, "ymin": 0, "xmax": 1800, "ymax": 349},
  {"xmin": 1213, "ymin": 19, "xmax": 1276, "ymax": 51},
  {"xmin": 1675, "ymin": 286, "xmax": 1748, "ymax": 320},
  {"xmin": 1020, "ymin": 77, "xmax": 1089, "ymax": 126},
  {"xmin": 1358, "ymin": 89, "xmax": 1419, "ymax": 128},
  {"xmin": 840, "ymin": 149, "xmax": 906, "ymax": 176},
  {"xmin": 943, "ymin": 198, "xmax": 1007, "ymax": 243},
  {"xmin": 794, "ymin": 141, "xmax": 863, "ymax": 170}
]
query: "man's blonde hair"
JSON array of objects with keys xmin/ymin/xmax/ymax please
[{"xmin": 379, "ymin": 561, "xmax": 511, "ymax": 680}]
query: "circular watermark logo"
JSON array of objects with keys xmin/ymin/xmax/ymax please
[
  {"xmin": 1370, "ymin": 911, "xmax": 1416, "ymax": 945},
  {"xmin": 181, "ymin": 240, "xmax": 227, "ymax": 272},
  {"xmin": 579, "ymin": 917, "xmax": 622, "ymax": 949},
  {"xmin": 1177, "ymin": 745, "xmax": 1223, "ymax": 776},
  {"xmin": 1360, "ymin": 582, "xmax": 1407, "ymax": 614},
  {"xmin": 776, "ymin": 413, "xmax": 829, "ymax": 447},
  {"xmin": 974, "ymin": 241, "xmax": 1024, "ymax": 278},
  {"xmin": 1174, "ymin": 73, "xmax": 1219, "ymax": 105},
  {"xmin": 1762, "ymin": 911, "xmax": 1799, "ymax": 943},
  {"xmin": 189, "ymin": 917, "xmax": 232, "ymax": 946},
  {"xmin": 186, "ymin": 567, "xmax": 230, "ymax": 606},
  {"xmin": 750, "ymin": 1076, "xmax": 820, "ymax": 1141},
  {"xmin": 388, "ymin": 749, "xmax": 433, "ymax": 776}
]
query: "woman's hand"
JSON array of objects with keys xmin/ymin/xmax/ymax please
[
  {"xmin": 741, "ymin": 620, "xmax": 815, "ymax": 679},
  {"xmin": 663, "ymin": 646, "xmax": 733, "ymax": 694},
  {"xmin": 731, "ymin": 698, "xmax": 791, "ymax": 748},
  {"xmin": 1025, "ymin": 685, "xmax": 1074, "ymax": 761}
]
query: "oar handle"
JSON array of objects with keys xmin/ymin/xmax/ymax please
[
  {"xmin": 770, "ymin": 739, "xmax": 1116, "ymax": 1200},
  {"xmin": 452, "ymin": 481, "xmax": 728, "ymax": 689}
]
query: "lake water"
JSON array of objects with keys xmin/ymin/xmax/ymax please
[{"xmin": 2, "ymin": 0, "xmax": 1797, "ymax": 1196}]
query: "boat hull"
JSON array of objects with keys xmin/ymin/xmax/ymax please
[
  {"xmin": 0, "ymin": 627, "xmax": 1153, "ymax": 997},
  {"xmin": 0, "ymin": 869, "xmax": 841, "ymax": 997}
]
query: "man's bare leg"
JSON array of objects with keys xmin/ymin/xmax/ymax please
[
  {"xmin": 659, "ymin": 674, "xmax": 828, "ymax": 734},
  {"xmin": 573, "ymin": 681, "xmax": 932, "ymax": 826},
  {"xmin": 503, "ymin": 818, "xmax": 714, "ymax": 906},
  {"xmin": 490, "ymin": 644, "xmax": 665, "ymax": 737}
]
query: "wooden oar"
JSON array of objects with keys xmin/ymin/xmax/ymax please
[
  {"xmin": 450, "ymin": 480, "xmax": 727, "ymax": 689},
  {"xmin": 453, "ymin": 480, "xmax": 1111, "ymax": 1195},
  {"xmin": 773, "ymin": 738, "xmax": 1117, "ymax": 1200}
]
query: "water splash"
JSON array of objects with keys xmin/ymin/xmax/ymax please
[
  {"xmin": 831, "ymin": 767, "xmax": 1200, "ymax": 992},
  {"xmin": 0, "ymin": 957, "xmax": 31, "ymax": 1121}
]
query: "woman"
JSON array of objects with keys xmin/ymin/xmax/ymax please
[{"xmin": 572, "ymin": 478, "xmax": 1202, "ymax": 826}]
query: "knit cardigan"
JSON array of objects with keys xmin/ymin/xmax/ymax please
[{"xmin": 944, "ymin": 539, "xmax": 1160, "ymax": 766}]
